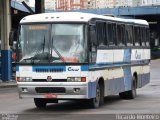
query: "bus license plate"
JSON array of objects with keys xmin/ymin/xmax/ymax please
[{"xmin": 45, "ymin": 93, "xmax": 57, "ymax": 98}]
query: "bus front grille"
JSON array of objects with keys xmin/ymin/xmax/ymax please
[
  {"xmin": 35, "ymin": 68, "xmax": 64, "ymax": 73},
  {"xmin": 35, "ymin": 87, "xmax": 66, "ymax": 93}
]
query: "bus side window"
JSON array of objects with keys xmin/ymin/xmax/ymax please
[
  {"xmin": 108, "ymin": 23, "xmax": 116, "ymax": 46},
  {"xmin": 117, "ymin": 24, "xmax": 125, "ymax": 46},
  {"xmin": 96, "ymin": 21, "xmax": 107, "ymax": 46},
  {"xmin": 107, "ymin": 23, "xmax": 113, "ymax": 46},
  {"xmin": 146, "ymin": 28, "xmax": 150, "ymax": 47},
  {"xmin": 105, "ymin": 23, "xmax": 109, "ymax": 45},
  {"xmin": 141, "ymin": 27, "xmax": 146, "ymax": 47},
  {"xmin": 134, "ymin": 27, "xmax": 140, "ymax": 46},
  {"xmin": 112, "ymin": 23, "xmax": 117, "ymax": 46},
  {"xmin": 125, "ymin": 25, "xmax": 133, "ymax": 46}
]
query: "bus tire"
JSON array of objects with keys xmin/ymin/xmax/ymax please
[
  {"xmin": 119, "ymin": 76, "xmax": 137, "ymax": 99},
  {"xmin": 34, "ymin": 98, "xmax": 47, "ymax": 108},
  {"xmin": 127, "ymin": 76, "xmax": 137, "ymax": 99},
  {"xmin": 89, "ymin": 83, "xmax": 101, "ymax": 108},
  {"xmin": 99, "ymin": 80, "xmax": 104, "ymax": 105},
  {"xmin": 119, "ymin": 92, "xmax": 127, "ymax": 99}
]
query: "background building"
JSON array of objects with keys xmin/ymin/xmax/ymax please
[
  {"xmin": 87, "ymin": 0, "xmax": 115, "ymax": 9},
  {"xmin": 87, "ymin": 0, "xmax": 96, "ymax": 9},
  {"xmin": 132, "ymin": 0, "xmax": 142, "ymax": 6},
  {"xmin": 106, "ymin": 0, "xmax": 115, "ymax": 8},
  {"xmin": 115, "ymin": 0, "xmax": 136, "ymax": 7},
  {"xmin": 115, "ymin": 0, "xmax": 160, "ymax": 7},
  {"xmin": 45, "ymin": 0, "xmax": 57, "ymax": 10},
  {"xmin": 12, "ymin": 0, "xmax": 160, "ymax": 10},
  {"xmin": 141, "ymin": 0, "xmax": 160, "ymax": 6},
  {"xmin": 56, "ymin": 0, "xmax": 86, "ymax": 11}
]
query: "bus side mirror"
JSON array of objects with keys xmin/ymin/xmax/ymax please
[{"xmin": 9, "ymin": 30, "xmax": 16, "ymax": 46}]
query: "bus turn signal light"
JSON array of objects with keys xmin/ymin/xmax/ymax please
[
  {"xmin": 16, "ymin": 77, "xmax": 20, "ymax": 82},
  {"xmin": 81, "ymin": 77, "xmax": 86, "ymax": 82}
]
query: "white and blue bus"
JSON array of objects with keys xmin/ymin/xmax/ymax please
[{"xmin": 15, "ymin": 12, "xmax": 150, "ymax": 108}]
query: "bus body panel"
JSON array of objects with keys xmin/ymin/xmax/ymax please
[{"xmin": 17, "ymin": 49, "xmax": 150, "ymax": 99}]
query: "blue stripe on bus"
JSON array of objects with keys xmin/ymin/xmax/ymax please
[
  {"xmin": 16, "ymin": 59, "xmax": 149, "ymax": 72},
  {"xmin": 123, "ymin": 49, "xmax": 131, "ymax": 63},
  {"xmin": 32, "ymin": 66, "xmax": 66, "ymax": 72},
  {"xmin": 32, "ymin": 65, "xmax": 89, "ymax": 72},
  {"xmin": 16, "ymin": 65, "xmax": 88, "ymax": 72},
  {"xmin": 89, "ymin": 60, "xmax": 150, "ymax": 70},
  {"xmin": 81, "ymin": 65, "xmax": 89, "ymax": 71},
  {"xmin": 123, "ymin": 67, "xmax": 132, "ymax": 91},
  {"xmin": 122, "ymin": 48, "xmax": 132, "ymax": 91},
  {"xmin": 16, "ymin": 65, "xmax": 19, "ymax": 71},
  {"xmin": 88, "ymin": 81, "xmax": 97, "ymax": 98}
]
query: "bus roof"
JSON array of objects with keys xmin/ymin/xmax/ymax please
[{"xmin": 20, "ymin": 12, "xmax": 149, "ymax": 25}]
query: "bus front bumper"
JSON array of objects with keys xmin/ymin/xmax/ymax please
[{"xmin": 17, "ymin": 82, "xmax": 88, "ymax": 99}]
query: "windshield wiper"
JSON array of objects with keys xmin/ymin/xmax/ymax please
[
  {"xmin": 52, "ymin": 37, "xmax": 65, "ymax": 63},
  {"xmin": 32, "ymin": 35, "xmax": 50, "ymax": 62},
  {"xmin": 22, "ymin": 57, "xmax": 35, "ymax": 64}
]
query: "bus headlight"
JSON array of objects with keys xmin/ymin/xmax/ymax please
[
  {"xmin": 67, "ymin": 77, "xmax": 86, "ymax": 82},
  {"xmin": 16, "ymin": 77, "xmax": 32, "ymax": 82}
]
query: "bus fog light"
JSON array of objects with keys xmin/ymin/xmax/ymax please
[
  {"xmin": 25, "ymin": 77, "xmax": 32, "ymax": 82},
  {"xmin": 75, "ymin": 77, "xmax": 81, "ymax": 82},
  {"xmin": 19, "ymin": 77, "xmax": 26, "ymax": 82},
  {"xmin": 67, "ymin": 77, "xmax": 83, "ymax": 82},
  {"xmin": 74, "ymin": 88, "xmax": 80, "ymax": 93},
  {"xmin": 22, "ymin": 88, "xmax": 28, "ymax": 93},
  {"xmin": 67, "ymin": 77, "xmax": 75, "ymax": 82}
]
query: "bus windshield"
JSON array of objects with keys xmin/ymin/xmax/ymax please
[{"xmin": 18, "ymin": 24, "xmax": 87, "ymax": 64}]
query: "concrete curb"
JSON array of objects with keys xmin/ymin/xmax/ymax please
[
  {"xmin": 0, "ymin": 84, "xmax": 17, "ymax": 88},
  {"xmin": 0, "ymin": 81, "xmax": 17, "ymax": 88}
]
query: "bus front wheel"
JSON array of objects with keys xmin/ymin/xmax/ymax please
[{"xmin": 34, "ymin": 98, "xmax": 47, "ymax": 108}]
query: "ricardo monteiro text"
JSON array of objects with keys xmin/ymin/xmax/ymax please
[
  {"xmin": 116, "ymin": 114, "xmax": 136, "ymax": 120},
  {"xmin": 116, "ymin": 114, "xmax": 160, "ymax": 120},
  {"xmin": 136, "ymin": 114, "xmax": 159, "ymax": 120}
]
